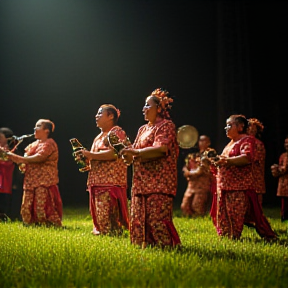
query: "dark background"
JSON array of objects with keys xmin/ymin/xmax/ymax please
[{"xmin": 1, "ymin": 0, "xmax": 287, "ymax": 208}]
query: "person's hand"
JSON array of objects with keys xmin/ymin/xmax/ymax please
[
  {"xmin": 73, "ymin": 149, "xmax": 88, "ymax": 161},
  {"xmin": 271, "ymin": 164, "xmax": 279, "ymax": 177},
  {"xmin": 81, "ymin": 149, "xmax": 92, "ymax": 160},
  {"xmin": 0, "ymin": 147, "xmax": 8, "ymax": 160},
  {"xmin": 213, "ymin": 156, "xmax": 228, "ymax": 167},
  {"xmin": 182, "ymin": 167, "xmax": 190, "ymax": 177},
  {"xmin": 120, "ymin": 148, "xmax": 137, "ymax": 166}
]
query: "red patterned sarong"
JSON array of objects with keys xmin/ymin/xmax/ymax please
[
  {"xmin": 89, "ymin": 186, "xmax": 129, "ymax": 235},
  {"xmin": 21, "ymin": 185, "xmax": 62, "ymax": 226},
  {"xmin": 217, "ymin": 190, "xmax": 247, "ymax": 239},
  {"xmin": 130, "ymin": 193, "xmax": 181, "ymax": 248}
]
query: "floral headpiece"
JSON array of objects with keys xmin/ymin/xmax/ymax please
[
  {"xmin": 116, "ymin": 108, "xmax": 121, "ymax": 118},
  {"xmin": 150, "ymin": 88, "xmax": 173, "ymax": 119},
  {"xmin": 248, "ymin": 118, "xmax": 264, "ymax": 133}
]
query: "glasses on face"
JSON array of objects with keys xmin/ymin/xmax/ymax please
[
  {"xmin": 224, "ymin": 123, "xmax": 235, "ymax": 130},
  {"xmin": 34, "ymin": 125, "xmax": 43, "ymax": 131},
  {"xmin": 143, "ymin": 103, "xmax": 157, "ymax": 110}
]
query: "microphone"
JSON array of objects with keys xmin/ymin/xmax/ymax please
[{"xmin": 9, "ymin": 134, "xmax": 34, "ymax": 141}]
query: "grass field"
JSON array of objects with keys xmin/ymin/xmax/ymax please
[{"xmin": 0, "ymin": 206, "xmax": 287, "ymax": 288}]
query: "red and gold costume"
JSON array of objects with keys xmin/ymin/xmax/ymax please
[
  {"xmin": 274, "ymin": 152, "xmax": 288, "ymax": 221},
  {"xmin": 130, "ymin": 119, "xmax": 181, "ymax": 247},
  {"xmin": 87, "ymin": 126, "xmax": 129, "ymax": 235},
  {"xmin": 252, "ymin": 137, "xmax": 266, "ymax": 205},
  {"xmin": 216, "ymin": 135, "xmax": 276, "ymax": 240},
  {"xmin": 181, "ymin": 155, "xmax": 212, "ymax": 217},
  {"xmin": 21, "ymin": 138, "xmax": 62, "ymax": 226}
]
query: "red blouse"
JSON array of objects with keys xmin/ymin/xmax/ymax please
[
  {"xmin": 276, "ymin": 152, "xmax": 288, "ymax": 197},
  {"xmin": 87, "ymin": 126, "xmax": 128, "ymax": 188},
  {"xmin": 23, "ymin": 139, "xmax": 59, "ymax": 189},
  {"xmin": 217, "ymin": 135, "xmax": 256, "ymax": 191},
  {"xmin": 131, "ymin": 119, "xmax": 179, "ymax": 196},
  {"xmin": 252, "ymin": 138, "xmax": 266, "ymax": 194}
]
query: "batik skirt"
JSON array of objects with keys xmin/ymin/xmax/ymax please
[{"xmin": 130, "ymin": 193, "xmax": 181, "ymax": 248}]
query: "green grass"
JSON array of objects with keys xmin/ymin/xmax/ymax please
[{"xmin": 0, "ymin": 206, "xmax": 287, "ymax": 288}]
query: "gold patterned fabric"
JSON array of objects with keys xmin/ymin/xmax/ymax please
[
  {"xmin": 215, "ymin": 135, "xmax": 277, "ymax": 240},
  {"xmin": 87, "ymin": 126, "xmax": 128, "ymax": 188},
  {"xmin": 130, "ymin": 119, "xmax": 180, "ymax": 247},
  {"xmin": 217, "ymin": 136, "xmax": 255, "ymax": 191},
  {"xmin": 23, "ymin": 139, "xmax": 59, "ymax": 189},
  {"xmin": 132, "ymin": 119, "xmax": 178, "ymax": 196},
  {"xmin": 252, "ymin": 138, "xmax": 266, "ymax": 195},
  {"xmin": 130, "ymin": 194, "xmax": 180, "ymax": 247},
  {"xmin": 276, "ymin": 152, "xmax": 288, "ymax": 197},
  {"xmin": 20, "ymin": 138, "xmax": 62, "ymax": 226},
  {"xmin": 21, "ymin": 185, "xmax": 62, "ymax": 226},
  {"xmin": 181, "ymin": 159, "xmax": 212, "ymax": 217},
  {"xmin": 217, "ymin": 190, "xmax": 247, "ymax": 239},
  {"xmin": 89, "ymin": 186, "xmax": 129, "ymax": 235}
]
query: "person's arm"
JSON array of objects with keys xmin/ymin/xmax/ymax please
[
  {"xmin": 120, "ymin": 145, "xmax": 167, "ymax": 165},
  {"xmin": 271, "ymin": 154, "xmax": 288, "ymax": 176},
  {"xmin": 134, "ymin": 145, "xmax": 167, "ymax": 161},
  {"xmin": 225, "ymin": 155, "xmax": 251, "ymax": 166},
  {"xmin": 6, "ymin": 151, "xmax": 48, "ymax": 164},
  {"xmin": 214, "ymin": 154, "xmax": 250, "ymax": 167},
  {"xmin": 81, "ymin": 149, "xmax": 117, "ymax": 161}
]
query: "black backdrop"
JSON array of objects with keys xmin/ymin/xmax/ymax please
[{"xmin": 1, "ymin": 0, "xmax": 287, "ymax": 208}]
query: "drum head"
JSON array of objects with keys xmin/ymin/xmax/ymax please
[{"xmin": 177, "ymin": 125, "xmax": 199, "ymax": 149}]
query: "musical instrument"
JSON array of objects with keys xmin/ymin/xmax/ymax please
[
  {"xmin": 201, "ymin": 148, "xmax": 219, "ymax": 161},
  {"xmin": 69, "ymin": 138, "xmax": 91, "ymax": 172},
  {"xmin": 106, "ymin": 128, "xmax": 131, "ymax": 156},
  {"xmin": 0, "ymin": 134, "xmax": 34, "ymax": 161},
  {"xmin": 184, "ymin": 152, "xmax": 199, "ymax": 169},
  {"xmin": 177, "ymin": 125, "xmax": 199, "ymax": 149}
]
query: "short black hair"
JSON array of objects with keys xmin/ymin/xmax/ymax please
[{"xmin": 0, "ymin": 127, "xmax": 14, "ymax": 138}]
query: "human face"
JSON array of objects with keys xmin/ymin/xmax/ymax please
[
  {"xmin": 142, "ymin": 96, "xmax": 159, "ymax": 123},
  {"xmin": 198, "ymin": 136, "xmax": 210, "ymax": 151},
  {"xmin": 95, "ymin": 107, "xmax": 111, "ymax": 129},
  {"xmin": 0, "ymin": 133, "xmax": 7, "ymax": 147},
  {"xmin": 34, "ymin": 121, "xmax": 48, "ymax": 140},
  {"xmin": 224, "ymin": 118, "xmax": 238, "ymax": 139}
]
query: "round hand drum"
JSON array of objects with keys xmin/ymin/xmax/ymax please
[{"xmin": 177, "ymin": 125, "xmax": 199, "ymax": 149}]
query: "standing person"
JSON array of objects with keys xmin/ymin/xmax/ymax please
[
  {"xmin": 180, "ymin": 135, "xmax": 216, "ymax": 217},
  {"xmin": 121, "ymin": 88, "xmax": 181, "ymax": 249},
  {"xmin": 2, "ymin": 119, "xmax": 63, "ymax": 227},
  {"xmin": 213, "ymin": 114, "xmax": 277, "ymax": 241},
  {"xmin": 0, "ymin": 127, "xmax": 15, "ymax": 221},
  {"xmin": 247, "ymin": 118, "xmax": 266, "ymax": 207},
  {"xmin": 198, "ymin": 135, "xmax": 218, "ymax": 219},
  {"xmin": 80, "ymin": 104, "xmax": 129, "ymax": 236},
  {"xmin": 181, "ymin": 153, "xmax": 212, "ymax": 217},
  {"xmin": 271, "ymin": 135, "xmax": 288, "ymax": 222}
]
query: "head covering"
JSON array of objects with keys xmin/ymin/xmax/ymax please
[{"xmin": 149, "ymin": 88, "xmax": 174, "ymax": 119}]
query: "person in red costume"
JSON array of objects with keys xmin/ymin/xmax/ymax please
[
  {"xmin": 181, "ymin": 145, "xmax": 213, "ymax": 218},
  {"xmin": 213, "ymin": 114, "xmax": 277, "ymax": 241},
  {"xmin": 121, "ymin": 88, "xmax": 181, "ymax": 249},
  {"xmin": 80, "ymin": 104, "xmax": 130, "ymax": 236},
  {"xmin": 0, "ymin": 127, "xmax": 15, "ymax": 221},
  {"xmin": 3, "ymin": 119, "xmax": 63, "ymax": 227},
  {"xmin": 247, "ymin": 118, "xmax": 266, "ymax": 207},
  {"xmin": 271, "ymin": 135, "xmax": 288, "ymax": 222}
]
